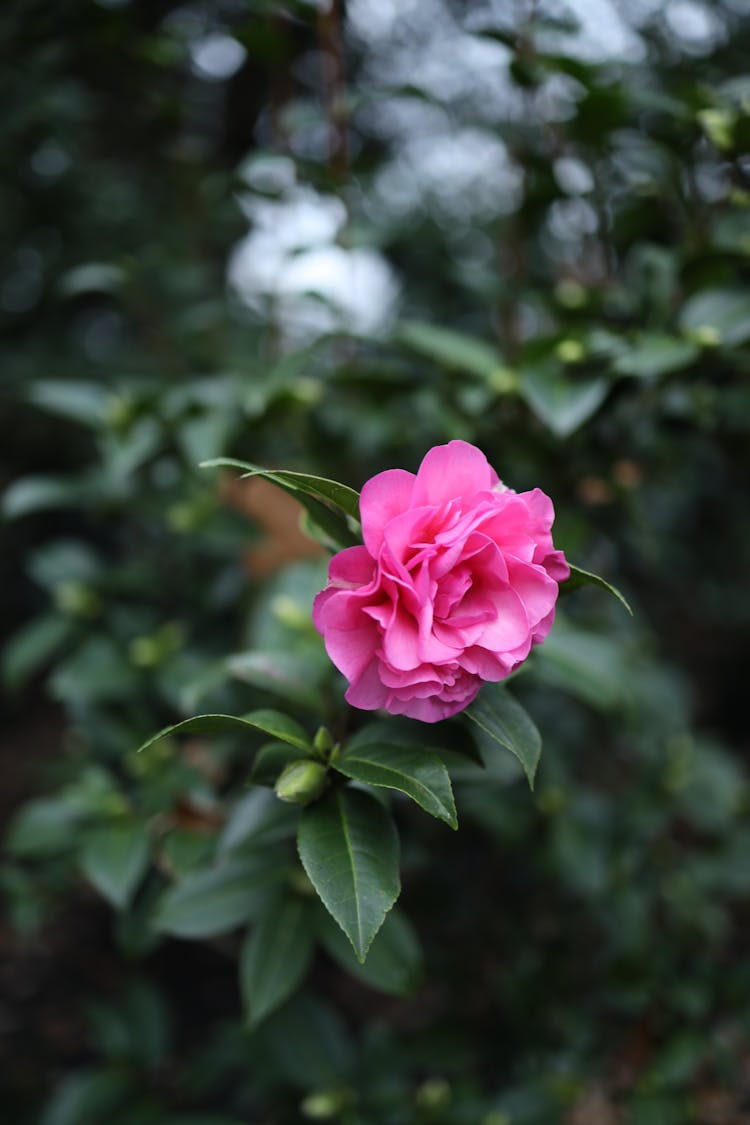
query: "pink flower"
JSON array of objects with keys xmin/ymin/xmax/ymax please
[{"xmin": 313, "ymin": 441, "xmax": 569, "ymax": 723}]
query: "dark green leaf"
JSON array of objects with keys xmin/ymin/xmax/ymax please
[
  {"xmin": 250, "ymin": 742, "xmax": 307, "ymax": 788},
  {"xmin": 464, "ymin": 684, "xmax": 542, "ymax": 788},
  {"xmin": 218, "ymin": 789, "xmax": 299, "ymax": 855},
  {"xmin": 318, "ymin": 906, "xmax": 423, "ymax": 995},
  {"xmin": 152, "ymin": 855, "xmax": 285, "ymax": 938},
  {"xmin": 136, "ymin": 710, "xmax": 312, "ymax": 755},
  {"xmin": 200, "ymin": 458, "xmax": 361, "ymax": 522},
  {"xmin": 298, "ymin": 788, "xmax": 400, "ymax": 961},
  {"xmin": 333, "ymin": 743, "xmax": 457, "ymax": 828},
  {"xmin": 79, "ymin": 820, "xmax": 150, "ymax": 910},
  {"xmin": 239, "ymin": 897, "xmax": 315, "ymax": 1026},
  {"xmin": 262, "ymin": 993, "xmax": 354, "ymax": 1087},
  {"xmin": 562, "ymin": 563, "xmax": 633, "ymax": 615}
]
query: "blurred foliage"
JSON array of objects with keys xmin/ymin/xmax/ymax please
[{"xmin": 3, "ymin": 0, "xmax": 750, "ymax": 1122}]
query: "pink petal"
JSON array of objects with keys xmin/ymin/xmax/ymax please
[
  {"xmin": 411, "ymin": 440, "xmax": 498, "ymax": 509},
  {"xmin": 359, "ymin": 468, "xmax": 416, "ymax": 556},
  {"xmin": 328, "ymin": 545, "xmax": 376, "ymax": 588},
  {"xmin": 505, "ymin": 561, "xmax": 559, "ymax": 628},
  {"xmin": 345, "ymin": 660, "xmax": 390, "ymax": 711}
]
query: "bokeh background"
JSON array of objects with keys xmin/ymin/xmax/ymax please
[{"xmin": 3, "ymin": 1, "xmax": 750, "ymax": 1122}]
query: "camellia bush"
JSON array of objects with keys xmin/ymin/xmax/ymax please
[
  {"xmin": 136, "ymin": 440, "xmax": 625, "ymax": 967},
  {"xmin": 3, "ymin": 1, "xmax": 750, "ymax": 1124}
]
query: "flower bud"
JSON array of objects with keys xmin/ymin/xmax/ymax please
[
  {"xmin": 313, "ymin": 726, "xmax": 335, "ymax": 755},
  {"xmin": 275, "ymin": 759, "xmax": 327, "ymax": 805}
]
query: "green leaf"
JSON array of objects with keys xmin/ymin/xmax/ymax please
[
  {"xmin": 239, "ymin": 897, "xmax": 315, "ymax": 1026},
  {"xmin": 26, "ymin": 378, "xmax": 110, "ymax": 426},
  {"xmin": 262, "ymin": 993, "xmax": 354, "ymax": 1087},
  {"xmin": 7, "ymin": 797, "xmax": 82, "ymax": 857},
  {"xmin": 333, "ymin": 743, "xmax": 457, "ymax": 828},
  {"xmin": 250, "ymin": 742, "xmax": 307, "ymax": 788},
  {"xmin": 679, "ymin": 287, "xmax": 750, "ymax": 347},
  {"xmin": 562, "ymin": 563, "xmax": 633, "ymax": 615},
  {"xmin": 317, "ymin": 906, "xmax": 423, "ymax": 995},
  {"xmin": 2, "ymin": 476, "xmax": 82, "ymax": 519},
  {"xmin": 136, "ymin": 710, "xmax": 312, "ymax": 755},
  {"xmin": 200, "ymin": 458, "xmax": 361, "ymax": 522},
  {"xmin": 227, "ymin": 649, "xmax": 324, "ymax": 712},
  {"xmin": 519, "ymin": 358, "xmax": 609, "ymax": 437},
  {"xmin": 397, "ymin": 320, "xmax": 512, "ymax": 384},
  {"xmin": 464, "ymin": 684, "xmax": 542, "ymax": 789},
  {"xmin": 152, "ymin": 855, "xmax": 284, "ymax": 938},
  {"xmin": 612, "ymin": 333, "xmax": 699, "ymax": 380},
  {"xmin": 2, "ymin": 613, "xmax": 75, "ymax": 692},
  {"xmin": 218, "ymin": 789, "xmax": 298, "ymax": 855},
  {"xmin": 79, "ymin": 821, "xmax": 150, "ymax": 910},
  {"xmin": 534, "ymin": 618, "xmax": 630, "ymax": 710},
  {"xmin": 298, "ymin": 789, "xmax": 400, "ymax": 961}
]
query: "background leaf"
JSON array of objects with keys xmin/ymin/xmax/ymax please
[
  {"xmin": 152, "ymin": 855, "xmax": 285, "ymax": 939},
  {"xmin": 464, "ymin": 684, "xmax": 542, "ymax": 788},
  {"xmin": 79, "ymin": 821, "xmax": 150, "ymax": 910},
  {"xmin": 239, "ymin": 896, "xmax": 315, "ymax": 1026}
]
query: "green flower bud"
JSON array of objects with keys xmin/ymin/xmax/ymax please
[
  {"xmin": 275, "ymin": 759, "xmax": 327, "ymax": 806},
  {"xmin": 313, "ymin": 726, "xmax": 335, "ymax": 755}
]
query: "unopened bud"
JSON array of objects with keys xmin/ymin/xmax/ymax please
[
  {"xmin": 275, "ymin": 759, "xmax": 327, "ymax": 806},
  {"xmin": 313, "ymin": 726, "xmax": 335, "ymax": 755}
]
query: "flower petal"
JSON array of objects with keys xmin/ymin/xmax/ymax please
[{"xmin": 411, "ymin": 440, "xmax": 498, "ymax": 509}]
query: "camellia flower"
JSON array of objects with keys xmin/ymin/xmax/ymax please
[{"xmin": 313, "ymin": 440, "xmax": 569, "ymax": 722}]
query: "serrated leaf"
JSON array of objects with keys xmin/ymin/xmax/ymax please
[
  {"xmin": 79, "ymin": 821, "xmax": 150, "ymax": 910},
  {"xmin": 200, "ymin": 458, "xmax": 361, "ymax": 522},
  {"xmin": 464, "ymin": 684, "xmax": 542, "ymax": 788},
  {"xmin": 152, "ymin": 855, "xmax": 284, "ymax": 938},
  {"xmin": 333, "ymin": 743, "xmax": 457, "ymax": 828},
  {"xmin": 136, "ymin": 710, "xmax": 312, "ymax": 755},
  {"xmin": 317, "ymin": 906, "xmax": 423, "ymax": 996},
  {"xmin": 297, "ymin": 789, "xmax": 400, "ymax": 961},
  {"xmin": 562, "ymin": 563, "xmax": 633, "ymax": 615},
  {"xmin": 240, "ymin": 897, "xmax": 315, "ymax": 1026}
]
